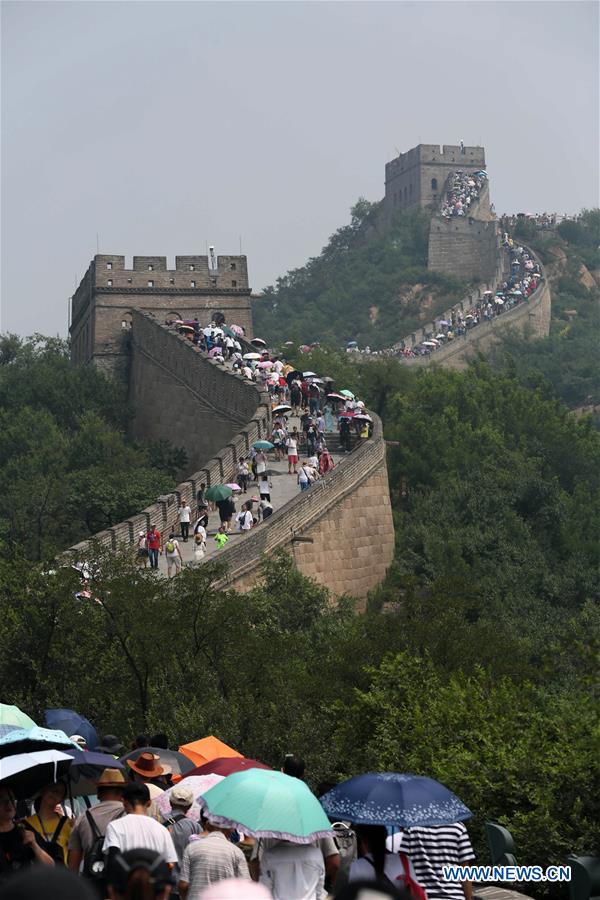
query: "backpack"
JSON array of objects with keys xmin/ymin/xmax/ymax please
[
  {"xmin": 27, "ymin": 816, "xmax": 69, "ymax": 866},
  {"xmin": 165, "ymin": 540, "xmax": 175, "ymax": 553},
  {"xmin": 82, "ymin": 809, "xmax": 124, "ymax": 882}
]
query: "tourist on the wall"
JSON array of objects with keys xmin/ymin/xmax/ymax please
[
  {"xmin": 165, "ymin": 534, "xmax": 183, "ymax": 578},
  {"xmin": 0, "ymin": 786, "xmax": 55, "ymax": 883},
  {"xmin": 177, "ymin": 502, "xmax": 192, "ymax": 542},
  {"xmin": 136, "ymin": 531, "xmax": 149, "ymax": 568},
  {"xmin": 146, "ymin": 525, "xmax": 162, "ymax": 570}
]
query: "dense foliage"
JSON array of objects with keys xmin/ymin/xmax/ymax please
[
  {"xmin": 489, "ymin": 210, "xmax": 600, "ymax": 410},
  {"xmin": 0, "ymin": 356, "xmax": 597, "ymax": 893},
  {"xmin": 0, "ymin": 335, "xmax": 185, "ymax": 559},
  {"xmin": 253, "ymin": 201, "xmax": 466, "ymax": 349}
]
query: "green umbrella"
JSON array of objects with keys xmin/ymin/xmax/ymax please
[
  {"xmin": 0, "ymin": 705, "xmax": 36, "ymax": 738},
  {"xmin": 340, "ymin": 389, "xmax": 355, "ymax": 399},
  {"xmin": 199, "ymin": 769, "xmax": 333, "ymax": 843},
  {"xmin": 205, "ymin": 484, "xmax": 233, "ymax": 502},
  {"xmin": 253, "ymin": 440, "xmax": 274, "ymax": 450}
]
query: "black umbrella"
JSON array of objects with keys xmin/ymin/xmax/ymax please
[
  {"xmin": 286, "ymin": 370, "xmax": 303, "ymax": 386},
  {"xmin": 118, "ymin": 747, "xmax": 195, "ymax": 777}
]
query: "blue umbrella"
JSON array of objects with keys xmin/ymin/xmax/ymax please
[
  {"xmin": 0, "ymin": 727, "xmax": 75, "ymax": 759},
  {"xmin": 319, "ymin": 773, "xmax": 472, "ymax": 827},
  {"xmin": 45, "ymin": 708, "xmax": 99, "ymax": 750},
  {"xmin": 63, "ymin": 749, "xmax": 126, "ymax": 797}
]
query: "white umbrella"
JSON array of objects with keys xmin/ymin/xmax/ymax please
[
  {"xmin": 303, "ymin": 371, "xmax": 317, "ymax": 377},
  {"xmin": 243, "ymin": 353, "xmax": 261, "ymax": 360},
  {"xmin": 0, "ymin": 750, "xmax": 73, "ymax": 798}
]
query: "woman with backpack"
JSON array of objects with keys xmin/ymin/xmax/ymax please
[{"xmin": 23, "ymin": 781, "xmax": 73, "ymax": 864}]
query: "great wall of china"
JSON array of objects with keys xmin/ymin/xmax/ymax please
[{"xmin": 67, "ymin": 147, "xmax": 550, "ymax": 598}]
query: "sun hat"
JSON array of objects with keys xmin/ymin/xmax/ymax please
[
  {"xmin": 96, "ymin": 768, "xmax": 127, "ymax": 789},
  {"xmin": 169, "ymin": 784, "xmax": 195, "ymax": 808},
  {"xmin": 127, "ymin": 752, "xmax": 165, "ymax": 778}
]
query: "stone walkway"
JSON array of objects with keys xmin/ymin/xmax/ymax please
[{"xmin": 154, "ymin": 417, "xmax": 344, "ymax": 576}]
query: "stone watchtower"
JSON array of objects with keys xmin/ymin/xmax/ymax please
[
  {"xmin": 70, "ymin": 253, "xmax": 253, "ymax": 378},
  {"xmin": 384, "ymin": 143, "xmax": 486, "ymax": 215}
]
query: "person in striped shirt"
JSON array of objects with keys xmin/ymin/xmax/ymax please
[
  {"xmin": 178, "ymin": 823, "xmax": 250, "ymax": 899},
  {"xmin": 401, "ymin": 823, "xmax": 475, "ymax": 900}
]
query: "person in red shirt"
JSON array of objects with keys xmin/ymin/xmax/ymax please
[{"xmin": 146, "ymin": 526, "xmax": 162, "ymax": 569}]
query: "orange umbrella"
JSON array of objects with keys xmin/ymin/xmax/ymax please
[{"xmin": 179, "ymin": 735, "xmax": 242, "ymax": 768}]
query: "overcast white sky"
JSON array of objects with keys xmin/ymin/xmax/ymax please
[{"xmin": 1, "ymin": 1, "xmax": 598, "ymax": 337}]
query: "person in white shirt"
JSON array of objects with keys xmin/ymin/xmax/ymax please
[
  {"xmin": 348, "ymin": 824, "xmax": 420, "ymax": 890},
  {"xmin": 259, "ymin": 839, "xmax": 326, "ymax": 900},
  {"xmin": 237, "ymin": 502, "xmax": 254, "ymax": 532},
  {"xmin": 193, "ymin": 525, "xmax": 207, "ymax": 561},
  {"xmin": 286, "ymin": 436, "xmax": 298, "ymax": 474},
  {"xmin": 177, "ymin": 503, "xmax": 192, "ymax": 542},
  {"xmin": 102, "ymin": 783, "xmax": 177, "ymax": 866}
]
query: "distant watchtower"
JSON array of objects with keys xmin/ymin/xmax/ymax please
[
  {"xmin": 384, "ymin": 143, "xmax": 486, "ymax": 215},
  {"xmin": 70, "ymin": 253, "xmax": 253, "ymax": 378}
]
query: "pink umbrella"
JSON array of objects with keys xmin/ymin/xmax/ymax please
[
  {"xmin": 230, "ymin": 324, "xmax": 245, "ymax": 337},
  {"xmin": 208, "ymin": 347, "xmax": 222, "ymax": 358},
  {"xmin": 258, "ymin": 361, "xmax": 273, "ymax": 369},
  {"xmin": 156, "ymin": 774, "xmax": 224, "ymax": 822},
  {"xmin": 226, "ymin": 483, "xmax": 242, "ymax": 491}
]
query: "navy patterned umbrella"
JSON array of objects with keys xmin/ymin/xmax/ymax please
[{"xmin": 319, "ymin": 773, "xmax": 471, "ymax": 827}]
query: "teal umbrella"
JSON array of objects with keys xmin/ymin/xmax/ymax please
[
  {"xmin": 253, "ymin": 440, "xmax": 274, "ymax": 450},
  {"xmin": 0, "ymin": 705, "xmax": 36, "ymax": 739},
  {"xmin": 199, "ymin": 769, "xmax": 333, "ymax": 843},
  {"xmin": 340, "ymin": 389, "xmax": 355, "ymax": 399},
  {"xmin": 205, "ymin": 484, "xmax": 233, "ymax": 502}
]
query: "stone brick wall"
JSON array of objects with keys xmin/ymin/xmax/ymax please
[
  {"xmin": 70, "ymin": 254, "xmax": 253, "ymax": 376},
  {"xmin": 214, "ymin": 413, "xmax": 394, "ymax": 601},
  {"xmin": 384, "ymin": 143, "xmax": 486, "ymax": 217},
  {"xmin": 399, "ymin": 246, "xmax": 551, "ymax": 371},
  {"xmin": 129, "ymin": 310, "xmax": 269, "ymax": 472}
]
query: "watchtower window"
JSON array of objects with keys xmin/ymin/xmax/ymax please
[
  {"xmin": 170, "ymin": 278, "xmax": 175, "ymax": 284},
  {"xmin": 431, "ymin": 178, "xmax": 438, "ymax": 191},
  {"xmin": 106, "ymin": 262, "xmax": 112, "ymax": 270},
  {"xmin": 148, "ymin": 280, "xmax": 154, "ymax": 288},
  {"xmin": 191, "ymin": 280, "xmax": 196, "ymax": 288},
  {"xmin": 230, "ymin": 263, "xmax": 236, "ymax": 271},
  {"xmin": 211, "ymin": 277, "xmax": 217, "ymax": 286},
  {"xmin": 148, "ymin": 264, "xmax": 154, "ymax": 271},
  {"xmin": 232, "ymin": 280, "xmax": 237, "ymax": 287},
  {"xmin": 107, "ymin": 279, "xmax": 113, "ymax": 287}
]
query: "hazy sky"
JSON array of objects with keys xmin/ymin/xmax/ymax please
[{"xmin": 1, "ymin": 1, "xmax": 598, "ymax": 337}]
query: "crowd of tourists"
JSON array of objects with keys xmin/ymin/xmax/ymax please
[
  {"xmin": 132, "ymin": 322, "xmax": 372, "ymax": 575},
  {"xmin": 499, "ymin": 212, "xmax": 580, "ymax": 231},
  {"xmin": 394, "ymin": 238, "xmax": 543, "ymax": 360},
  {"xmin": 440, "ymin": 171, "xmax": 487, "ymax": 219},
  {"xmin": 0, "ymin": 711, "xmax": 478, "ymax": 900}
]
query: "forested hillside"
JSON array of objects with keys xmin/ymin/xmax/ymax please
[
  {"xmin": 253, "ymin": 201, "xmax": 466, "ymax": 349},
  {"xmin": 0, "ymin": 335, "xmax": 184, "ymax": 559}
]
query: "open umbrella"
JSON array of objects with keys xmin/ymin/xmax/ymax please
[
  {"xmin": 226, "ymin": 483, "xmax": 242, "ymax": 492},
  {"xmin": 340, "ymin": 390, "xmax": 355, "ymax": 399},
  {"xmin": 179, "ymin": 736, "xmax": 242, "ymax": 769},
  {"xmin": 45, "ymin": 708, "xmax": 99, "ymax": 751},
  {"xmin": 243, "ymin": 352, "xmax": 261, "ymax": 360},
  {"xmin": 253, "ymin": 440, "xmax": 274, "ymax": 450},
  {"xmin": 286, "ymin": 370, "xmax": 303, "ymax": 385},
  {"xmin": 327, "ymin": 393, "xmax": 346, "ymax": 402},
  {"xmin": 0, "ymin": 705, "xmax": 36, "ymax": 740},
  {"xmin": 205, "ymin": 485, "xmax": 233, "ymax": 502},
  {"xmin": 272, "ymin": 404, "xmax": 291, "ymax": 414},
  {"xmin": 118, "ymin": 747, "xmax": 195, "ymax": 778},
  {"xmin": 320, "ymin": 773, "xmax": 472, "ymax": 828},
  {"xmin": 179, "ymin": 325, "xmax": 195, "ymax": 333},
  {"xmin": 0, "ymin": 750, "xmax": 73, "ymax": 798},
  {"xmin": 338, "ymin": 411, "xmax": 356, "ymax": 418},
  {"xmin": 156, "ymin": 774, "xmax": 224, "ymax": 822},
  {"xmin": 63, "ymin": 749, "xmax": 126, "ymax": 796},
  {"xmin": 354, "ymin": 414, "xmax": 373, "ymax": 423},
  {"xmin": 347, "ymin": 341, "xmax": 358, "ymax": 347},
  {"xmin": 302, "ymin": 371, "xmax": 317, "ymax": 378},
  {"xmin": 208, "ymin": 347, "xmax": 223, "ymax": 358},
  {"xmin": 184, "ymin": 757, "xmax": 271, "ymax": 778},
  {"xmin": 229, "ymin": 324, "xmax": 245, "ymax": 337},
  {"xmin": 251, "ymin": 338, "xmax": 267, "ymax": 346},
  {"xmin": 199, "ymin": 769, "xmax": 332, "ymax": 843},
  {"xmin": 0, "ymin": 727, "xmax": 75, "ymax": 759},
  {"xmin": 258, "ymin": 361, "xmax": 273, "ymax": 369}
]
